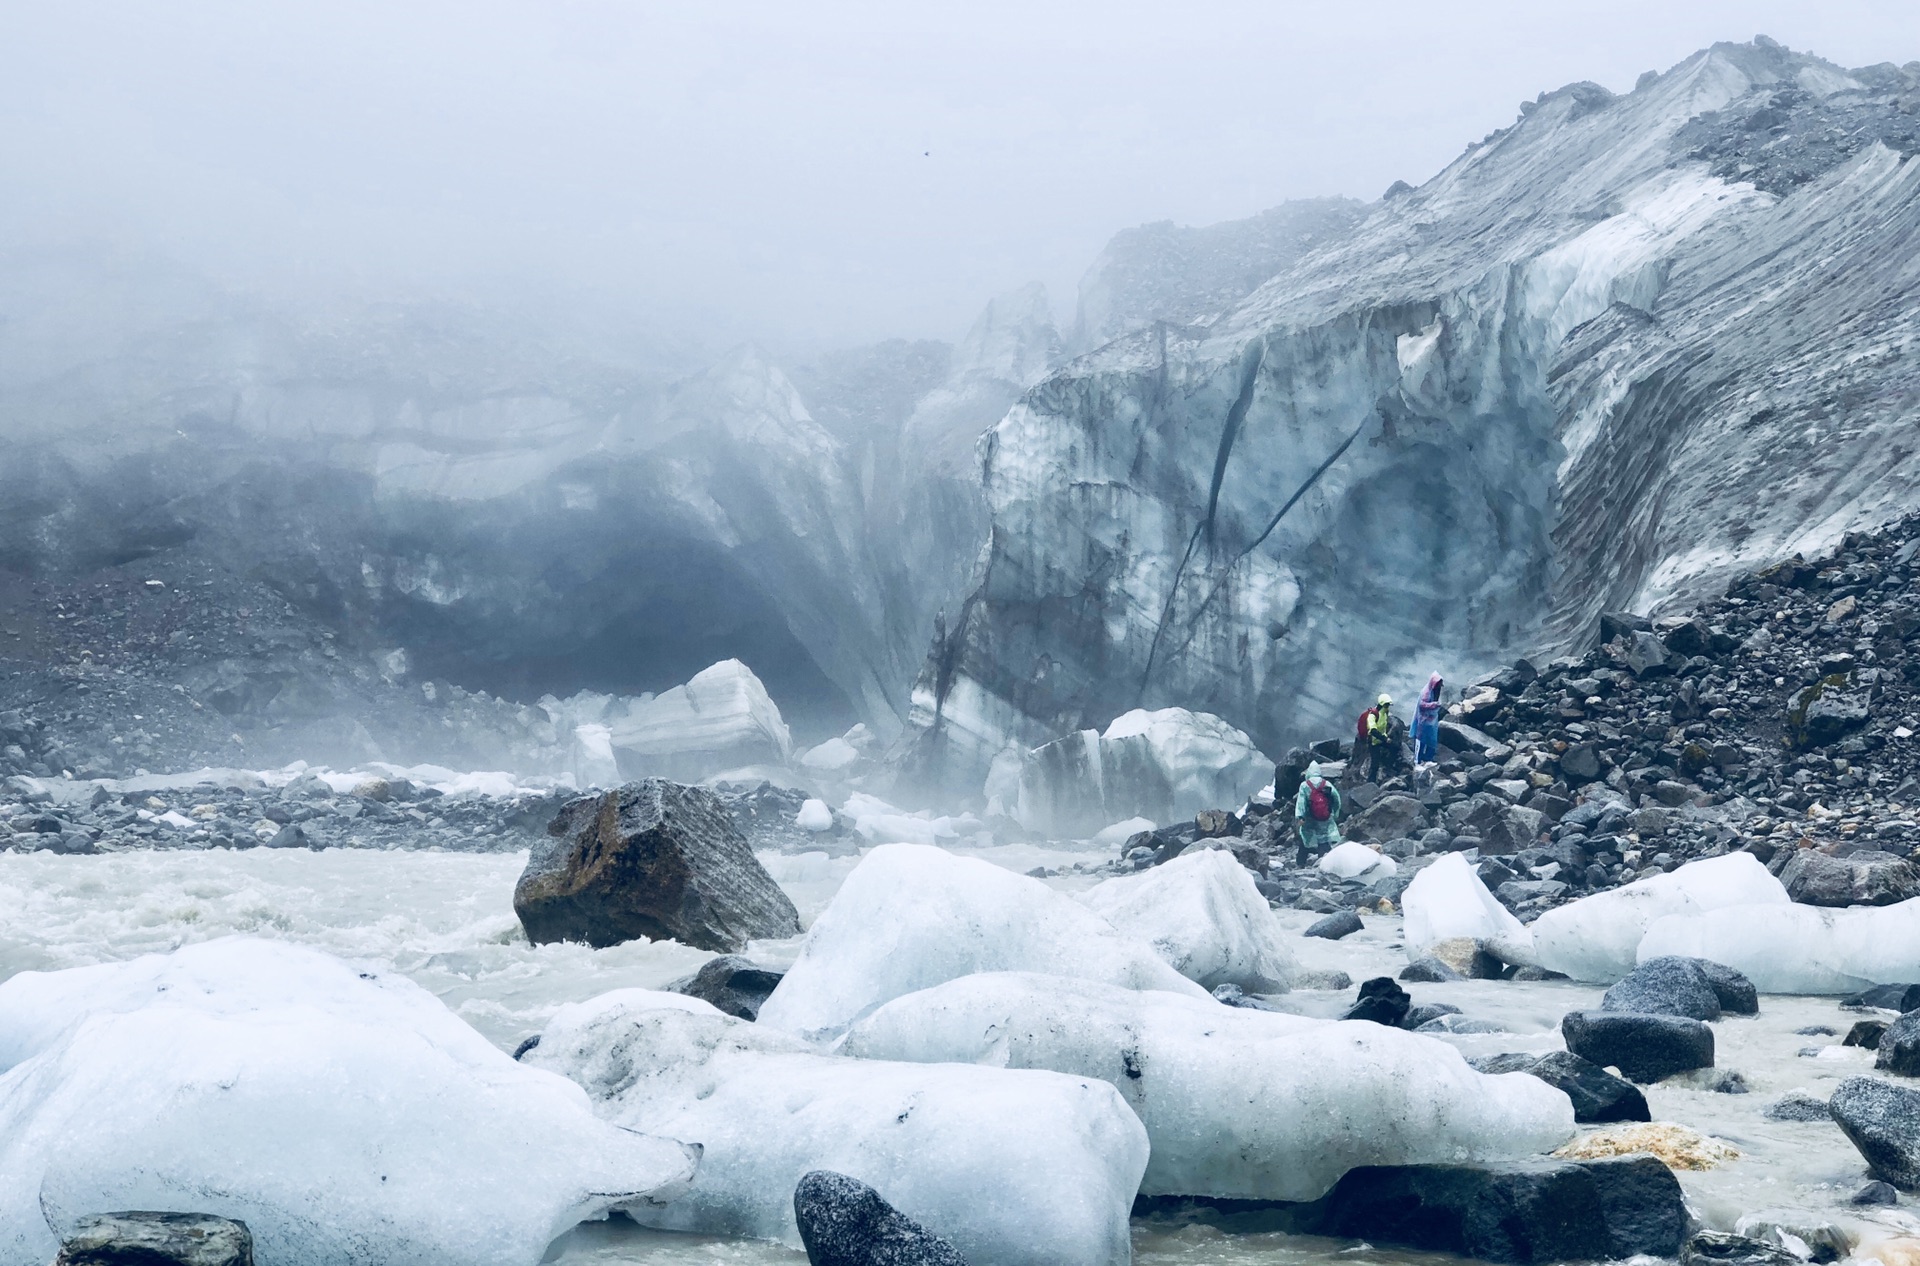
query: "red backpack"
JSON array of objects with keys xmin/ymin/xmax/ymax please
[{"xmin": 1306, "ymin": 779, "xmax": 1332, "ymax": 821}]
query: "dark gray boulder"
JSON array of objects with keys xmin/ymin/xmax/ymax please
[
  {"xmin": 1562, "ymin": 1010, "xmax": 1714, "ymax": 1083},
  {"xmin": 1680, "ymin": 1230, "xmax": 1801, "ymax": 1266},
  {"xmin": 1304, "ymin": 910, "xmax": 1364, "ymax": 940},
  {"xmin": 1349, "ymin": 794, "xmax": 1425, "ymax": 843},
  {"xmin": 1831, "ymin": 1076, "xmax": 1920, "ymax": 1189},
  {"xmin": 1846, "ymin": 983, "xmax": 1920, "ymax": 1012},
  {"xmin": 264, "ymin": 823, "xmax": 311, "ymax": 850},
  {"xmin": 1851, "ymin": 1180, "xmax": 1901, "ymax": 1206},
  {"xmin": 1847, "ymin": 1019, "xmax": 1890, "ymax": 1048},
  {"xmin": 1399, "ymin": 957, "xmax": 1465, "ymax": 983},
  {"xmin": 1404, "ymin": 1002, "xmax": 1463, "ymax": 1030},
  {"xmin": 1695, "ymin": 960, "xmax": 1760, "ymax": 1015},
  {"xmin": 793, "ymin": 1170, "xmax": 968, "ymax": 1266},
  {"xmin": 1601, "ymin": 957, "xmax": 1723, "ymax": 1020},
  {"xmin": 1342, "ymin": 976, "xmax": 1411, "ymax": 1027},
  {"xmin": 1781, "ymin": 850, "xmax": 1920, "ymax": 907},
  {"xmin": 1762, "ymin": 1091, "xmax": 1832, "ymax": 1122},
  {"xmin": 1525, "ymin": 1050, "xmax": 1652, "ymax": 1123},
  {"xmin": 55, "ymin": 1212, "xmax": 254, "ymax": 1266},
  {"xmin": 1876, "ymin": 1010, "xmax": 1920, "ymax": 1077},
  {"xmin": 670, "ymin": 955, "xmax": 786, "ymax": 1021},
  {"xmin": 513, "ymin": 780, "xmax": 801, "ymax": 952},
  {"xmin": 1300, "ymin": 1156, "xmax": 1687, "ymax": 1263}
]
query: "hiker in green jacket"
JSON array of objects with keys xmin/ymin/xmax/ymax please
[{"xmin": 1293, "ymin": 761, "xmax": 1342, "ymax": 867}]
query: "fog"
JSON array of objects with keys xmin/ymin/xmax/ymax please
[{"xmin": 5, "ymin": 1, "xmax": 1919, "ymax": 357}]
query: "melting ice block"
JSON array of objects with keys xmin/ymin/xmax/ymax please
[
  {"xmin": 1077, "ymin": 848, "xmax": 1296, "ymax": 991},
  {"xmin": 0, "ymin": 939, "xmax": 696, "ymax": 1266},
  {"xmin": 756, "ymin": 843, "xmax": 1209, "ymax": 1041},
  {"xmin": 1401, "ymin": 853, "xmax": 1534, "ymax": 961},
  {"xmin": 845, "ymin": 972, "xmax": 1575, "ymax": 1202},
  {"xmin": 525, "ymin": 989, "xmax": 1145, "ymax": 1266},
  {"xmin": 1529, "ymin": 853, "xmax": 1788, "ymax": 982},
  {"xmin": 1638, "ymin": 895, "xmax": 1920, "ymax": 993}
]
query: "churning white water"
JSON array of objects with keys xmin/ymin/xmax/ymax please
[{"xmin": 4, "ymin": 845, "xmax": 1918, "ymax": 1266}]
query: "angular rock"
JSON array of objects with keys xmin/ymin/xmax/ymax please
[
  {"xmin": 1831, "ymin": 1076, "xmax": 1920, "ymax": 1189},
  {"xmin": 1849, "ymin": 984, "xmax": 1920, "ymax": 1012},
  {"xmin": 1524, "ymin": 1051, "xmax": 1652, "ymax": 1124},
  {"xmin": 1847, "ymin": 1019, "xmax": 1890, "ymax": 1048},
  {"xmin": 1400, "ymin": 957, "xmax": 1465, "ymax": 983},
  {"xmin": 1300, "ymin": 1155, "xmax": 1687, "ymax": 1264},
  {"xmin": 1425, "ymin": 936, "xmax": 1507, "ymax": 979},
  {"xmin": 1349, "ymin": 794, "xmax": 1425, "ymax": 843},
  {"xmin": 793, "ymin": 1171, "xmax": 968, "ymax": 1266},
  {"xmin": 1621, "ymin": 631, "xmax": 1671, "ymax": 678},
  {"xmin": 263, "ymin": 824, "xmax": 310, "ymax": 850},
  {"xmin": 670, "ymin": 955, "xmax": 786, "ymax": 1021},
  {"xmin": 1876, "ymin": 1010, "xmax": 1920, "ymax": 1077},
  {"xmin": 1559, "ymin": 744, "xmax": 1603, "ymax": 783},
  {"xmin": 1601, "ymin": 957, "xmax": 1723, "ymax": 1020},
  {"xmin": 1851, "ymin": 1180, "xmax": 1901, "ymax": 1206},
  {"xmin": 1681, "ymin": 1230, "xmax": 1800, "ymax": 1266},
  {"xmin": 1343, "ymin": 976, "xmax": 1412, "ymax": 1026},
  {"xmin": 1762, "ymin": 1091, "xmax": 1832, "ymax": 1122},
  {"xmin": 1781, "ymin": 849, "xmax": 1920, "ymax": 907},
  {"xmin": 513, "ymin": 779, "xmax": 801, "ymax": 952},
  {"xmin": 54, "ymin": 1213, "xmax": 254, "ymax": 1266},
  {"xmin": 1303, "ymin": 910, "xmax": 1363, "ymax": 941},
  {"xmin": 1403, "ymin": 1002, "xmax": 1463, "ymax": 1030},
  {"xmin": 1561, "ymin": 1010, "xmax": 1714, "ymax": 1083},
  {"xmin": 1696, "ymin": 960, "xmax": 1761, "ymax": 1016},
  {"xmin": 1788, "ymin": 679, "xmax": 1871, "ymax": 750}
]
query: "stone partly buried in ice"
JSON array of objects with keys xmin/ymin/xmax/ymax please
[
  {"xmin": 668, "ymin": 955, "xmax": 786, "ymax": 1021},
  {"xmin": 513, "ymin": 779, "xmax": 800, "ymax": 952},
  {"xmin": 1296, "ymin": 1156, "xmax": 1687, "ymax": 1264},
  {"xmin": 1830, "ymin": 1076, "xmax": 1920, "ymax": 1189},
  {"xmin": 54, "ymin": 1212, "xmax": 254, "ymax": 1266},
  {"xmin": 793, "ymin": 1171, "xmax": 968, "ymax": 1266},
  {"xmin": 1561, "ymin": 1010, "xmax": 1714, "ymax": 1083}
]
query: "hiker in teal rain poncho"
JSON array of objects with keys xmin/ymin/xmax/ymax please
[{"xmin": 1293, "ymin": 761, "xmax": 1342, "ymax": 865}]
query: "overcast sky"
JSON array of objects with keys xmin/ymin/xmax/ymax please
[{"xmin": 5, "ymin": 1, "xmax": 1920, "ymax": 354}]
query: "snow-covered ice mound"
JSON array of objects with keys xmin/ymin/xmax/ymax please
[
  {"xmin": 1638, "ymin": 894, "xmax": 1920, "ymax": 993},
  {"xmin": 0, "ymin": 939, "xmax": 697, "ymax": 1266},
  {"xmin": 1529, "ymin": 853, "xmax": 1788, "ymax": 982},
  {"xmin": 525, "ymin": 989, "xmax": 1146, "ymax": 1266},
  {"xmin": 845, "ymin": 972, "xmax": 1575, "ymax": 1202},
  {"xmin": 1401, "ymin": 853, "xmax": 1533, "ymax": 960},
  {"xmin": 756, "ymin": 844, "xmax": 1209, "ymax": 1041},
  {"xmin": 1319, "ymin": 840, "xmax": 1397, "ymax": 880},
  {"xmin": 1077, "ymin": 849, "xmax": 1296, "ymax": 991}
]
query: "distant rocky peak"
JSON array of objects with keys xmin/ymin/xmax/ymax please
[{"xmin": 947, "ymin": 281, "xmax": 1062, "ymax": 391}]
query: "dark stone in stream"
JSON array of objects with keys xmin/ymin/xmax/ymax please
[
  {"xmin": 669, "ymin": 954, "xmax": 786, "ymax": 1021},
  {"xmin": 1341, "ymin": 977, "xmax": 1411, "ymax": 1027},
  {"xmin": 1303, "ymin": 910, "xmax": 1363, "ymax": 940},
  {"xmin": 1473, "ymin": 1050, "xmax": 1651, "ymax": 1123},
  {"xmin": 1831, "ymin": 1076, "xmax": 1920, "ymax": 1189},
  {"xmin": 1299, "ymin": 1156, "xmax": 1688, "ymax": 1263},
  {"xmin": 1680, "ymin": 1230, "xmax": 1802, "ymax": 1266},
  {"xmin": 1562, "ymin": 1009, "xmax": 1714, "ymax": 1083},
  {"xmin": 793, "ymin": 1170, "xmax": 968, "ymax": 1266}
]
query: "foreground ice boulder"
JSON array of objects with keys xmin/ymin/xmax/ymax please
[
  {"xmin": 1076, "ymin": 849, "xmax": 1296, "ymax": 991},
  {"xmin": 1637, "ymin": 895, "xmax": 1920, "ymax": 993},
  {"xmin": 524, "ymin": 989, "xmax": 1146, "ymax": 1266},
  {"xmin": 1401, "ymin": 853, "xmax": 1534, "ymax": 961},
  {"xmin": 1529, "ymin": 853, "xmax": 1788, "ymax": 982},
  {"xmin": 1014, "ymin": 707, "xmax": 1271, "ymax": 838},
  {"xmin": 0, "ymin": 939, "xmax": 697, "ymax": 1266},
  {"xmin": 1320, "ymin": 840, "xmax": 1397, "ymax": 880},
  {"xmin": 756, "ymin": 844, "xmax": 1208, "ymax": 1040},
  {"xmin": 845, "ymin": 972, "xmax": 1575, "ymax": 1201}
]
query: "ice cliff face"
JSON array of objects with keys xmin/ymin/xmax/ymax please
[{"xmin": 909, "ymin": 40, "xmax": 1920, "ymax": 790}]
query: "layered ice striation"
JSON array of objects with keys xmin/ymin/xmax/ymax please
[
  {"xmin": 755, "ymin": 843, "xmax": 1208, "ymax": 1042},
  {"xmin": 0, "ymin": 938, "xmax": 697, "ymax": 1266},
  {"xmin": 907, "ymin": 41, "xmax": 1920, "ymax": 784},
  {"xmin": 845, "ymin": 971, "xmax": 1575, "ymax": 1202},
  {"xmin": 524, "ymin": 989, "xmax": 1146, "ymax": 1266},
  {"xmin": 1011, "ymin": 707, "xmax": 1271, "ymax": 837}
]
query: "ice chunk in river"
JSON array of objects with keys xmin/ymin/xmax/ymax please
[
  {"xmin": 845, "ymin": 972, "xmax": 1575, "ymax": 1202},
  {"xmin": 1015, "ymin": 707, "xmax": 1271, "ymax": 838},
  {"xmin": 1401, "ymin": 853, "xmax": 1534, "ymax": 960},
  {"xmin": 1077, "ymin": 848, "xmax": 1295, "ymax": 991},
  {"xmin": 756, "ymin": 843, "xmax": 1209, "ymax": 1041},
  {"xmin": 0, "ymin": 938, "xmax": 697, "ymax": 1266},
  {"xmin": 1529, "ymin": 852, "xmax": 1788, "ymax": 982},
  {"xmin": 1638, "ymin": 894, "xmax": 1920, "ymax": 993},
  {"xmin": 525, "ymin": 989, "xmax": 1145, "ymax": 1266}
]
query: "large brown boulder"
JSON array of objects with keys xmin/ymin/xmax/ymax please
[{"xmin": 514, "ymin": 780, "xmax": 801, "ymax": 951}]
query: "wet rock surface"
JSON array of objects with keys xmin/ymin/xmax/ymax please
[
  {"xmin": 1830, "ymin": 1076, "xmax": 1920, "ymax": 1189},
  {"xmin": 1562, "ymin": 1010, "xmax": 1715, "ymax": 1084},
  {"xmin": 668, "ymin": 955, "xmax": 786, "ymax": 1021},
  {"xmin": 513, "ymin": 779, "xmax": 801, "ymax": 952},
  {"xmin": 792, "ymin": 1170, "xmax": 969, "ymax": 1266},
  {"xmin": 1298, "ymin": 1156, "xmax": 1688, "ymax": 1264},
  {"xmin": 54, "ymin": 1212, "xmax": 254, "ymax": 1266},
  {"xmin": 1473, "ymin": 1050, "xmax": 1651, "ymax": 1124}
]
